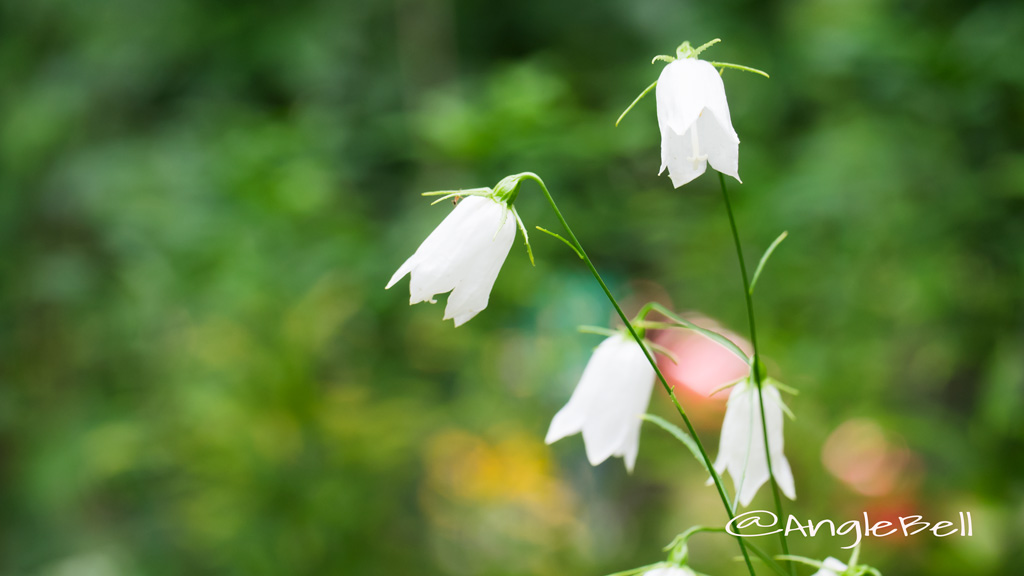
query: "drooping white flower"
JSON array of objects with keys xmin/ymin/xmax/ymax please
[
  {"xmin": 811, "ymin": 557, "xmax": 849, "ymax": 576},
  {"xmin": 386, "ymin": 194, "xmax": 516, "ymax": 327},
  {"xmin": 713, "ymin": 379, "xmax": 796, "ymax": 506},
  {"xmin": 643, "ymin": 566, "xmax": 698, "ymax": 576},
  {"xmin": 545, "ymin": 333, "xmax": 656, "ymax": 472},
  {"xmin": 656, "ymin": 58, "xmax": 741, "ymax": 188}
]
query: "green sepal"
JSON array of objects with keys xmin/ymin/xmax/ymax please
[
  {"xmin": 511, "ymin": 206, "xmax": 534, "ymax": 266},
  {"xmin": 710, "ymin": 61, "xmax": 770, "ymax": 78},
  {"xmin": 576, "ymin": 325, "xmax": 621, "ymax": 338},
  {"xmin": 492, "ymin": 174, "xmax": 526, "ymax": 205}
]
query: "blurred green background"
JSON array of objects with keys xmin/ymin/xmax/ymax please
[{"xmin": 2, "ymin": 0, "xmax": 1023, "ymax": 574}]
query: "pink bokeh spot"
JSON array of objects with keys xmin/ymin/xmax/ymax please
[
  {"xmin": 822, "ymin": 418, "xmax": 912, "ymax": 497},
  {"xmin": 653, "ymin": 319, "xmax": 752, "ymax": 399}
]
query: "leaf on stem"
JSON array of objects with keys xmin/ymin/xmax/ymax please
[
  {"xmin": 647, "ymin": 303, "xmax": 750, "ymax": 364},
  {"xmin": 535, "ymin": 226, "xmax": 584, "ymax": 260},
  {"xmin": 616, "ymin": 80, "xmax": 658, "ymax": 126},
  {"xmin": 577, "ymin": 325, "xmax": 622, "ymax": 338},
  {"xmin": 646, "ymin": 340, "xmax": 680, "ymax": 365},
  {"xmin": 710, "ymin": 62, "xmax": 770, "ymax": 78},
  {"xmin": 774, "ymin": 555, "xmax": 823, "ymax": 569},
  {"xmin": 736, "ymin": 542, "xmax": 790, "ymax": 576},
  {"xmin": 642, "ymin": 414, "xmax": 709, "ymax": 474},
  {"xmin": 749, "ymin": 231, "xmax": 788, "ymax": 295}
]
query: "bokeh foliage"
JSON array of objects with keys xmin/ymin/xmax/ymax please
[{"xmin": 1, "ymin": 0, "xmax": 1022, "ymax": 574}]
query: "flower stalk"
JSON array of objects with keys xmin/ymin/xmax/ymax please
[{"xmin": 718, "ymin": 171, "xmax": 794, "ymax": 575}]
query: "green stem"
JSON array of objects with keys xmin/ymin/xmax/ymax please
[
  {"xmin": 718, "ymin": 172, "xmax": 794, "ymax": 576},
  {"xmin": 520, "ymin": 172, "xmax": 758, "ymax": 576}
]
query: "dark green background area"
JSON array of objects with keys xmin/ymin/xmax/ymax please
[{"xmin": 1, "ymin": 0, "xmax": 1022, "ymax": 574}]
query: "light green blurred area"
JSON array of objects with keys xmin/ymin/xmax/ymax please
[{"xmin": 1, "ymin": 0, "xmax": 1022, "ymax": 574}]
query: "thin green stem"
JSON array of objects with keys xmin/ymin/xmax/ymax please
[
  {"xmin": 520, "ymin": 172, "xmax": 758, "ymax": 576},
  {"xmin": 718, "ymin": 172, "xmax": 794, "ymax": 576}
]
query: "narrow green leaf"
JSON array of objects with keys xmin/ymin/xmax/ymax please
[
  {"xmin": 577, "ymin": 325, "xmax": 620, "ymax": 338},
  {"xmin": 535, "ymin": 226, "xmax": 583, "ymax": 259},
  {"xmin": 647, "ymin": 303, "xmax": 750, "ymax": 364},
  {"xmin": 736, "ymin": 542, "xmax": 789, "ymax": 576},
  {"xmin": 642, "ymin": 414, "xmax": 709, "ymax": 474},
  {"xmin": 616, "ymin": 80, "xmax": 658, "ymax": 127},
  {"xmin": 646, "ymin": 341, "xmax": 679, "ymax": 365},
  {"xmin": 749, "ymin": 231, "xmax": 788, "ymax": 295},
  {"xmin": 764, "ymin": 377, "xmax": 798, "ymax": 396},
  {"xmin": 708, "ymin": 377, "xmax": 745, "ymax": 398},
  {"xmin": 421, "ymin": 187, "xmax": 491, "ymax": 197},
  {"xmin": 774, "ymin": 555, "xmax": 824, "ymax": 569},
  {"xmin": 710, "ymin": 61, "xmax": 770, "ymax": 78}
]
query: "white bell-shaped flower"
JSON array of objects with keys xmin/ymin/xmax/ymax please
[
  {"xmin": 812, "ymin": 557, "xmax": 849, "ymax": 576},
  {"xmin": 386, "ymin": 195, "xmax": 516, "ymax": 326},
  {"xmin": 713, "ymin": 379, "xmax": 796, "ymax": 506},
  {"xmin": 643, "ymin": 567, "xmax": 698, "ymax": 576},
  {"xmin": 656, "ymin": 58, "xmax": 741, "ymax": 188},
  {"xmin": 546, "ymin": 333, "xmax": 656, "ymax": 472}
]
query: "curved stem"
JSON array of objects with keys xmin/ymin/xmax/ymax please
[
  {"xmin": 718, "ymin": 172, "xmax": 794, "ymax": 575},
  {"xmin": 520, "ymin": 172, "xmax": 758, "ymax": 576}
]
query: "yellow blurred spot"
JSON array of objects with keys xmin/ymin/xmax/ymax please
[{"xmin": 421, "ymin": 428, "xmax": 575, "ymax": 530}]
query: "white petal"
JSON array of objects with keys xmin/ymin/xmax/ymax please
[
  {"xmin": 811, "ymin": 557, "xmax": 848, "ymax": 576},
  {"xmin": 656, "ymin": 60, "xmax": 708, "ymax": 136},
  {"xmin": 407, "ymin": 197, "xmax": 493, "ymax": 303},
  {"xmin": 580, "ymin": 336, "xmax": 655, "ymax": 468},
  {"xmin": 762, "ymin": 384, "xmax": 797, "ymax": 500},
  {"xmin": 443, "ymin": 205, "xmax": 516, "ymax": 326},
  {"xmin": 387, "ymin": 196, "xmax": 516, "ymax": 325},
  {"xmin": 659, "ymin": 125, "xmax": 707, "ymax": 188},
  {"xmin": 547, "ymin": 334, "xmax": 656, "ymax": 471},
  {"xmin": 643, "ymin": 568, "xmax": 697, "ymax": 576},
  {"xmin": 545, "ymin": 393, "xmax": 587, "ymax": 445},
  {"xmin": 697, "ymin": 112, "xmax": 740, "ymax": 182},
  {"xmin": 714, "ymin": 381, "xmax": 796, "ymax": 507},
  {"xmin": 619, "ymin": 416, "xmax": 643, "ymax": 473},
  {"xmin": 771, "ymin": 452, "xmax": 797, "ymax": 501},
  {"xmin": 386, "ymin": 253, "xmax": 418, "ymax": 290},
  {"xmin": 692, "ymin": 60, "xmax": 739, "ymax": 141},
  {"xmin": 655, "ymin": 58, "xmax": 741, "ymax": 187}
]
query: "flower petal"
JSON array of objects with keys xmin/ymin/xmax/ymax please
[
  {"xmin": 443, "ymin": 205, "xmax": 516, "ymax": 326},
  {"xmin": 811, "ymin": 557, "xmax": 848, "ymax": 576},
  {"xmin": 656, "ymin": 60, "xmax": 708, "ymax": 136},
  {"xmin": 655, "ymin": 58, "xmax": 741, "ymax": 187},
  {"xmin": 714, "ymin": 380, "xmax": 796, "ymax": 506},
  {"xmin": 697, "ymin": 112, "xmax": 741, "ymax": 182},
  {"xmin": 643, "ymin": 567, "xmax": 697, "ymax": 576},
  {"xmin": 547, "ymin": 334, "xmax": 656, "ymax": 471},
  {"xmin": 659, "ymin": 125, "xmax": 707, "ymax": 188},
  {"xmin": 387, "ymin": 195, "xmax": 517, "ymax": 325}
]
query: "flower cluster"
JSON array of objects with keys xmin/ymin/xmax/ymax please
[{"xmin": 386, "ymin": 37, "xmax": 877, "ymax": 576}]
